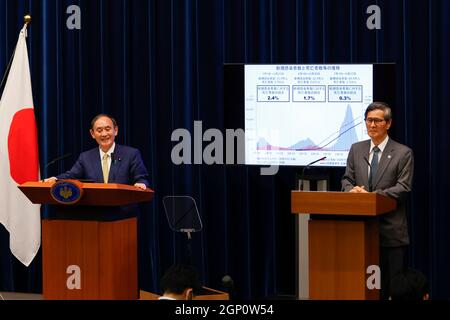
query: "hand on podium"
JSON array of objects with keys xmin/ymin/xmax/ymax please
[
  {"xmin": 349, "ymin": 186, "xmax": 368, "ymax": 193},
  {"xmin": 134, "ymin": 183, "xmax": 147, "ymax": 190}
]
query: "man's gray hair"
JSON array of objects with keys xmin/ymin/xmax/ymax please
[{"xmin": 365, "ymin": 102, "xmax": 392, "ymax": 121}]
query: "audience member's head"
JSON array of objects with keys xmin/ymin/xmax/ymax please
[
  {"xmin": 390, "ymin": 268, "xmax": 429, "ymax": 300},
  {"xmin": 159, "ymin": 264, "xmax": 201, "ymax": 300}
]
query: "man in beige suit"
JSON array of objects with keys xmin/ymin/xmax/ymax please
[{"xmin": 342, "ymin": 102, "xmax": 414, "ymax": 300}]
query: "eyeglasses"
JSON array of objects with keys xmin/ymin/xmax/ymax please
[{"xmin": 365, "ymin": 118, "xmax": 386, "ymax": 125}]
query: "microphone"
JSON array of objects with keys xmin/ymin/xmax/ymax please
[
  {"xmin": 341, "ymin": 176, "xmax": 356, "ymax": 191},
  {"xmin": 111, "ymin": 152, "xmax": 121, "ymax": 164},
  {"xmin": 221, "ymin": 275, "xmax": 234, "ymax": 300},
  {"xmin": 363, "ymin": 156, "xmax": 371, "ymax": 168},
  {"xmin": 364, "ymin": 156, "xmax": 372, "ymax": 191},
  {"xmin": 44, "ymin": 153, "xmax": 72, "ymax": 170},
  {"xmin": 299, "ymin": 156, "xmax": 326, "ymax": 191}
]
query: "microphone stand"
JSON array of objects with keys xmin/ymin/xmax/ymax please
[
  {"xmin": 44, "ymin": 153, "xmax": 72, "ymax": 170},
  {"xmin": 299, "ymin": 156, "xmax": 326, "ymax": 191}
]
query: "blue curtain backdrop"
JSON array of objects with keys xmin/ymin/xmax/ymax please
[{"xmin": 0, "ymin": 0, "xmax": 449, "ymax": 299}]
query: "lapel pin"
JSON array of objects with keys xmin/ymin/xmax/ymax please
[{"xmin": 387, "ymin": 155, "xmax": 392, "ymax": 159}]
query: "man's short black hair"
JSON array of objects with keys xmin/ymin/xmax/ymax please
[
  {"xmin": 390, "ymin": 268, "xmax": 429, "ymax": 300},
  {"xmin": 365, "ymin": 101, "xmax": 392, "ymax": 121},
  {"xmin": 160, "ymin": 264, "xmax": 201, "ymax": 295},
  {"xmin": 90, "ymin": 114, "xmax": 118, "ymax": 129}
]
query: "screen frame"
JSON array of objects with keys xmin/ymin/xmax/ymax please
[{"xmin": 224, "ymin": 63, "xmax": 396, "ymax": 168}]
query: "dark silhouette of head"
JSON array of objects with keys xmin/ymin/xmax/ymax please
[
  {"xmin": 160, "ymin": 264, "xmax": 201, "ymax": 300},
  {"xmin": 390, "ymin": 268, "xmax": 430, "ymax": 300}
]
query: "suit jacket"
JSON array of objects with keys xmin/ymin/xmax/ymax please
[
  {"xmin": 56, "ymin": 144, "xmax": 150, "ymax": 187},
  {"xmin": 341, "ymin": 138, "xmax": 414, "ymax": 247}
]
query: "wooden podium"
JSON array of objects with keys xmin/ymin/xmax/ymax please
[
  {"xmin": 291, "ymin": 191, "xmax": 396, "ymax": 300},
  {"xmin": 19, "ymin": 181, "xmax": 154, "ymax": 300}
]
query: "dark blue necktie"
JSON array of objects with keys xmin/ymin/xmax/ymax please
[{"xmin": 369, "ymin": 146, "xmax": 380, "ymax": 191}]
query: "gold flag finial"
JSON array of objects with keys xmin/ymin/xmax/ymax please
[{"xmin": 24, "ymin": 14, "xmax": 32, "ymax": 25}]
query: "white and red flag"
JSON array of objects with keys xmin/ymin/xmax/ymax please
[{"xmin": 0, "ymin": 24, "xmax": 40, "ymax": 266}]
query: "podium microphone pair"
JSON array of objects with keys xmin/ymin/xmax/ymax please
[{"xmin": 299, "ymin": 156, "xmax": 326, "ymax": 191}]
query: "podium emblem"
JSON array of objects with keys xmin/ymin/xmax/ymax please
[{"xmin": 50, "ymin": 180, "xmax": 84, "ymax": 205}]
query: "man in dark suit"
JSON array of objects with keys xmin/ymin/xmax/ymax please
[
  {"xmin": 390, "ymin": 268, "xmax": 429, "ymax": 300},
  {"xmin": 341, "ymin": 102, "xmax": 414, "ymax": 300},
  {"xmin": 45, "ymin": 114, "xmax": 149, "ymax": 189},
  {"xmin": 158, "ymin": 264, "xmax": 201, "ymax": 300}
]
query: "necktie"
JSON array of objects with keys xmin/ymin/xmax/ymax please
[
  {"xmin": 102, "ymin": 153, "xmax": 110, "ymax": 183},
  {"xmin": 369, "ymin": 146, "xmax": 380, "ymax": 191}
]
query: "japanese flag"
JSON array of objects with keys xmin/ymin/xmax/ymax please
[{"xmin": 0, "ymin": 24, "xmax": 40, "ymax": 266}]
